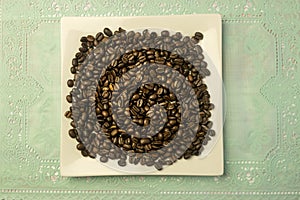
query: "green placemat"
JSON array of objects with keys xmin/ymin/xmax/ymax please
[{"xmin": 0, "ymin": 0, "xmax": 299, "ymax": 199}]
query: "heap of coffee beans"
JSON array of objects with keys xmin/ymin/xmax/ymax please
[{"xmin": 65, "ymin": 27, "xmax": 215, "ymax": 171}]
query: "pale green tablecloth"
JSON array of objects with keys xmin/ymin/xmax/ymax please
[{"xmin": 0, "ymin": 0, "xmax": 299, "ymax": 199}]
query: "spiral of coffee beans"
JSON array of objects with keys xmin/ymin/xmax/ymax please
[{"xmin": 65, "ymin": 28, "xmax": 215, "ymax": 171}]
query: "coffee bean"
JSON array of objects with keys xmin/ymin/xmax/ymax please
[
  {"xmin": 111, "ymin": 129, "xmax": 118, "ymax": 137},
  {"xmin": 194, "ymin": 32, "xmax": 203, "ymax": 40},
  {"xmin": 66, "ymin": 94, "xmax": 72, "ymax": 103},
  {"xmin": 81, "ymin": 150, "xmax": 89, "ymax": 157},
  {"xmin": 149, "ymin": 94, "xmax": 157, "ymax": 100},
  {"xmin": 161, "ymin": 30, "xmax": 169, "ymax": 37},
  {"xmin": 137, "ymin": 99, "xmax": 143, "ymax": 107},
  {"xmin": 80, "ymin": 36, "xmax": 87, "ymax": 42},
  {"xmin": 67, "ymin": 79, "xmax": 74, "ymax": 87},
  {"xmin": 123, "ymin": 144, "xmax": 132, "ymax": 150},
  {"xmin": 119, "ymin": 27, "xmax": 125, "ymax": 32},
  {"xmin": 68, "ymin": 129, "xmax": 77, "ymax": 138},
  {"xmin": 70, "ymin": 121, "xmax": 75, "ymax": 128},
  {"xmin": 102, "ymin": 110, "xmax": 108, "ymax": 117},
  {"xmin": 64, "ymin": 110, "xmax": 72, "ymax": 118},
  {"xmin": 77, "ymin": 143, "xmax": 85, "ymax": 150},
  {"xmin": 104, "ymin": 28, "xmax": 113, "ymax": 37},
  {"xmin": 140, "ymin": 138, "xmax": 151, "ymax": 145},
  {"xmin": 87, "ymin": 35, "xmax": 95, "ymax": 42},
  {"xmin": 70, "ymin": 67, "xmax": 76, "ymax": 74},
  {"xmin": 72, "ymin": 58, "xmax": 78, "ymax": 66},
  {"xmin": 79, "ymin": 47, "xmax": 87, "ymax": 54},
  {"xmin": 144, "ymin": 118, "xmax": 150, "ymax": 126},
  {"xmin": 96, "ymin": 32, "xmax": 104, "ymax": 41}
]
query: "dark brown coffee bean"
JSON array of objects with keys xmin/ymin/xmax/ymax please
[
  {"xmin": 149, "ymin": 94, "xmax": 157, "ymax": 100},
  {"xmin": 161, "ymin": 30, "xmax": 169, "ymax": 37},
  {"xmin": 79, "ymin": 46, "xmax": 88, "ymax": 53},
  {"xmin": 111, "ymin": 129, "xmax": 118, "ymax": 137},
  {"xmin": 123, "ymin": 144, "xmax": 132, "ymax": 150},
  {"xmin": 102, "ymin": 110, "xmax": 108, "ymax": 117},
  {"xmin": 96, "ymin": 32, "xmax": 104, "ymax": 41},
  {"xmin": 78, "ymin": 55, "xmax": 86, "ymax": 62},
  {"xmin": 80, "ymin": 36, "xmax": 87, "ymax": 42},
  {"xmin": 64, "ymin": 111, "xmax": 72, "ymax": 118},
  {"xmin": 87, "ymin": 35, "xmax": 95, "ymax": 42},
  {"xmin": 66, "ymin": 94, "xmax": 72, "ymax": 103},
  {"xmin": 194, "ymin": 32, "xmax": 203, "ymax": 40},
  {"xmin": 68, "ymin": 129, "xmax": 77, "ymax": 138},
  {"xmin": 145, "ymin": 144, "xmax": 152, "ymax": 151},
  {"xmin": 95, "ymin": 107, "xmax": 101, "ymax": 115},
  {"xmin": 144, "ymin": 118, "xmax": 150, "ymax": 126},
  {"xmin": 67, "ymin": 79, "xmax": 74, "ymax": 87},
  {"xmin": 70, "ymin": 121, "xmax": 75, "ymax": 128},
  {"xmin": 75, "ymin": 52, "xmax": 83, "ymax": 58},
  {"xmin": 81, "ymin": 42, "xmax": 88, "ymax": 48},
  {"xmin": 137, "ymin": 99, "xmax": 143, "ymax": 107},
  {"xmin": 77, "ymin": 143, "xmax": 85, "ymax": 150},
  {"xmin": 169, "ymin": 119, "xmax": 176, "ymax": 126},
  {"xmin": 87, "ymin": 41, "xmax": 94, "ymax": 48},
  {"xmin": 70, "ymin": 67, "xmax": 76, "ymax": 74},
  {"xmin": 81, "ymin": 150, "xmax": 89, "ymax": 157},
  {"xmin": 72, "ymin": 58, "xmax": 78, "ymax": 66},
  {"xmin": 104, "ymin": 28, "xmax": 113, "ymax": 37},
  {"xmin": 140, "ymin": 138, "xmax": 151, "ymax": 145}
]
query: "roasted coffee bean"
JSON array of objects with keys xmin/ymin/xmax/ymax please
[
  {"xmin": 81, "ymin": 150, "xmax": 89, "ymax": 157},
  {"xmin": 78, "ymin": 47, "xmax": 86, "ymax": 54},
  {"xmin": 140, "ymin": 138, "xmax": 151, "ymax": 145},
  {"xmin": 81, "ymin": 42, "xmax": 88, "ymax": 48},
  {"xmin": 123, "ymin": 144, "xmax": 132, "ymax": 150},
  {"xmin": 119, "ymin": 27, "xmax": 125, "ymax": 32},
  {"xmin": 137, "ymin": 99, "xmax": 143, "ymax": 107},
  {"xmin": 102, "ymin": 110, "xmax": 108, "ymax": 117},
  {"xmin": 70, "ymin": 67, "xmax": 76, "ymax": 74},
  {"xmin": 111, "ymin": 129, "xmax": 119, "ymax": 137},
  {"xmin": 72, "ymin": 58, "xmax": 78, "ymax": 66},
  {"xmin": 68, "ymin": 129, "xmax": 77, "ymax": 138},
  {"xmin": 161, "ymin": 30, "xmax": 169, "ymax": 37},
  {"xmin": 87, "ymin": 35, "xmax": 95, "ymax": 42},
  {"xmin": 64, "ymin": 111, "xmax": 72, "ymax": 118},
  {"xmin": 104, "ymin": 28, "xmax": 113, "ymax": 37},
  {"xmin": 67, "ymin": 79, "xmax": 74, "ymax": 87},
  {"xmin": 96, "ymin": 32, "xmax": 104, "ymax": 41},
  {"xmin": 194, "ymin": 32, "xmax": 203, "ymax": 40},
  {"xmin": 66, "ymin": 94, "xmax": 72, "ymax": 103},
  {"xmin": 70, "ymin": 121, "xmax": 75, "ymax": 128},
  {"xmin": 80, "ymin": 36, "xmax": 88, "ymax": 42},
  {"xmin": 77, "ymin": 143, "xmax": 85, "ymax": 150}
]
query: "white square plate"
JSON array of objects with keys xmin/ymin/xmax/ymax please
[{"xmin": 61, "ymin": 14, "xmax": 223, "ymax": 176}]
